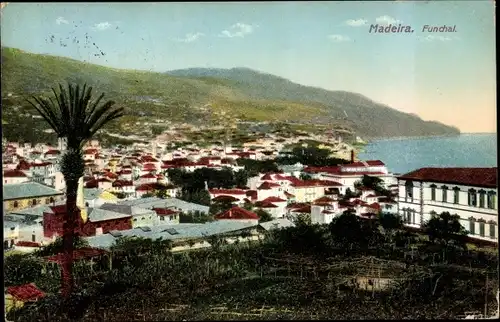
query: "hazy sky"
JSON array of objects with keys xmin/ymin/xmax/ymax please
[{"xmin": 1, "ymin": 1, "xmax": 496, "ymax": 133}]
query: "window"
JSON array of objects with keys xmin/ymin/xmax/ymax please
[
  {"xmin": 469, "ymin": 218, "xmax": 476, "ymax": 235},
  {"xmin": 32, "ymin": 199, "xmax": 37, "ymax": 206},
  {"xmin": 49, "ymin": 197, "xmax": 55, "ymax": 203},
  {"xmin": 430, "ymin": 184, "xmax": 437, "ymax": 201},
  {"xmin": 13, "ymin": 201, "xmax": 19, "ymax": 208},
  {"xmin": 453, "ymin": 187, "xmax": 460, "ymax": 204},
  {"xmin": 160, "ymin": 216, "xmax": 165, "ymax": 221},
  {"xmin": 479, "ymin": 190, "xmax": 486, "ymax": 208},
  {"xmin": 405, "ymin": 181, "xmax": 414, "ymax": 201},
  {"xmin": 32, "ymin": 234, "xmax": 36, "ymax": 242},
  {"xmin": 479, "ymin": 221, "xmax": 485, "ymax": 237},
  {"xmin": 489, "ymin": 223, "xmax": 496, "ymax": 239},
  {"xmin": 441, "ymin": 186, "xmax": 448, "ymax": 203},
  {"xmin": 468, "ymin": 189, "xmax": 477, "ymax": 206},
  {"xmin": 487, "ymin": 191, "xmax": 496, "ymax": 209}
]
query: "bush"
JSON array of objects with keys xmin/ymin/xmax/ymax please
[{"xmin": 4, "ymin": 254, "xmax": 44, "ymax": 286}]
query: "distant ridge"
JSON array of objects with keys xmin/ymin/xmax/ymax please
[{"xmin": 1, "ymin": 47, "xmax": 460, "ymax": 143}]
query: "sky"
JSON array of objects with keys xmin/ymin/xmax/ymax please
[{"xmin": 1, "ymin": 1, "xmax": 496, "ymax": 133}]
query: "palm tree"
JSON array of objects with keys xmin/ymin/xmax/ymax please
[{"xmin": 27, "ymin": 83, "xmax": 123, "ymax": 299}]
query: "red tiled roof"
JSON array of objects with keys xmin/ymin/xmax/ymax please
[
  {"xmin": 398, "ymin": 167, "xmax": 497, "ymax": 188},
  {"xmin": 260, "ymin": 173, "xmax": 275, "ymax": 181},
  {"xmin": 284, "ymin": 191, "xmax": 295, "ymax": 198},
  {"xmin": 258, "ymin": 181, "xmax": 281, "ymax": 190},
  {"xmin": 291, "ymin": 205, "xmax": 311, "ymax": 213},
  {"xmin": 85, "ymin": 179, "xmax": 99, "ymax": 188},
  {"xmin": 291, "ymin": 179, "xmax": 342, "ymax": 188},
  {"xmin": 31, "ymin": 162, "xmax": 52, "ymax": 167},
  {"xmin": 136, "ymin": 183, "xmax": 157, "ymax": 191},
  {"xmin": 314, "ymin": 196, "xmax": 336, "ymax": 203},
  {"xmin": 209, "ymin": 188, "xmax": 247, "ymax": 195},
  {"xmin": 255, "ymin": 201, "xmax": 278, "ymax": 208},
  {"xmin": 262, "ymin": 196, "xmax": 287, "ymax": 203},
  {"xmin": 153, "ymin": 208, "xmax": 179, "ymax": 216},
  {"xmin": 143, "ymin": 163, "xmax": 156, "ymax": 170},
  {"xmin": 46, "ymin": 247, "xmax": 107, "ymax": 264},
  {"xmin": 3, "ymin": 169, "xmax": 28, "ymax": 177},
  {"xmin": 286, "ymin": 202, "xmax": 309, "ymax": 209},
  {"xmin": 367, "ymin": 202, "xmax": 381, "ymax": 210},
  {"xmin": 112, "ymin": 180, "xmax": 134, "ymax": 187},
  {"xmin": 15, "ymin": 241, "xmax": 41, "ymax": 247},
  {"xmin": 214, "ymin": 206, "xmax": 260, "ymax": 220},
  {"xmin": 84, "ymin": 148, "xmax": 98, "ymax": 155},
  {"xmin": 140, "ymin": 173, "xmax": 157, "ymax": 179},
  {"xmin": 16, "ymin": 160, "xmax": 31, "ymax": 171},
  {"xmin": 212, "ymin": 195, "xmax": 240, "ymax": 202},
  {"xmin": 7, "ymin": 283, "xmax": 46, "ymax": 302},
  {"xmin": 245, "ymin": 190, "xmax": 258, "ymax": 200},
  {"xmin": 44, "ymin": 149, "xmax": 60, "ymax": 155}
]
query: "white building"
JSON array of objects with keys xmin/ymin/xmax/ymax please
[{"xmin": 397, "ymin": 167, "xmax": 497, "ymax": 243}]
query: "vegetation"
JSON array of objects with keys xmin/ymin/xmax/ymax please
[
  {"xmin": 27, "ymin": 82, "xmax": 124, "ymax": 299},
  {"xmin": 276, "ymin": 146, "xmax": 351, "ymax": 167},
  {"xmin": 6, "ymin": 209, "xmax": 497, "ymax": 321},
  {"xmin": 255, "ymin": 209, "xmax": 273, "ymax": 223}
]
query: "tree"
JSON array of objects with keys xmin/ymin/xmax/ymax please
[
  {"xmin": 255, "ymin": 209, "xmax": 273, "ymax": 223},
  {"xmin": 299, "ymin": 173, "xmax": 313, "ymax": 180},
  {"xmin": 378, "ymin": 212, "xmax": 403, "ymax": 242},
  {"xmin": 422, "ymin": 212, "xmax": 468, "ymax": 247},
  {"xmin": 329, "ymin": 210, "xmax": 365, "ymax": 252},
  {"xmin": 155, "ymin": 188, "xmax": 168, "ymax": 199},
  {"xmin": 28, "ymin": 83, "xmax": 123, "ymax": 299},
  {"xmin": 151, "ymin": 126, "xmax": 163, "ymax": 136},
  {"xmin": 209, "ymin": 199, "xmax": 234, "ymax": 215},
  {"xmin": 294, "ymin": 212, "xmax": 312, "ymax": 226}
]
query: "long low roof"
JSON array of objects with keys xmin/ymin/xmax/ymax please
[
  {"xmin": 84, "ymin": 221, "xmax": 257, "ymax": 250},
  {"xmin": 397, "ymin": 167, "xmax": 497, "ymax": 188},
  {"xmin": 118, "ymin": 197, "xmax": 210, "ymax": 214},
  {"xmin": 3, "ymin": 182, "xmax": 64, "ymax": 200}
]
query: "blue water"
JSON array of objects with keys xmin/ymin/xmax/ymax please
[{"xmin": 357, "ymin": 133, "xmax": 497, "ymax": 175}]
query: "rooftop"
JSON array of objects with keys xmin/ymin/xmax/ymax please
[
  {"xmin": 3, "ymin": 182, "xmax": 64, "ymax": 200},
  {"xmin": 398, "ymin": 167, "xmax": 497, "ymax": 188}
]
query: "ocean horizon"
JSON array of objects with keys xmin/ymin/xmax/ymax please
[{"xmin": 358, "ymin": 133, "xmax": 497, "ymax": 174}]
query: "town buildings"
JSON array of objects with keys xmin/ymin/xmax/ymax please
[{"xmin": 397, "ymin": 167, "xmax": 498, "ymax": 243}]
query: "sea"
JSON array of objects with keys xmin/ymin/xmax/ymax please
[{"xmin": 357, "ymin": 133, "xmax": 497, "ymax": 175}]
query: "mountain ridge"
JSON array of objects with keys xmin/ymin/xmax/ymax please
[{"xmin": 1, "ymin": 47, "xmax": 460, "ymax": 143}]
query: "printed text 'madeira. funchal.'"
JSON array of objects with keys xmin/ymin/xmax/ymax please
[{"xmin": 369, "ymin": 24, "xmax": 457, "ymax": 33}]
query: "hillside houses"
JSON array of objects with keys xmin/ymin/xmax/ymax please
[{"xmin": 3, "ymin": 134, "xmax": 404, "ymax": 250}]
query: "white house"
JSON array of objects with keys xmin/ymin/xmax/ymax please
[
  {"xmin": 3, "ymin": 170, "xmax": 29, "ymax": 185},
  {"xmin": 397, "ymin": 167, "xmax": 498, "ymax": 243}
]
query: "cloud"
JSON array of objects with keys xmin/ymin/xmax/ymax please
[
  {"xmin": 92, "ymin": 22, "xmax": 112, "ymax": 31},
  {"xmin": 375, "ymin": 15, "xmax": 402, "ymax": 25},
  {"xmin": 328, "ymin": 34, "xmax": 351, "ymax": 42},
  {"xmin": 345, "ymin": 19, "xmax": 367, "ymax": 27},
  {"xmin": 56, "ymin": 17, "xmax": 69, "ymax": 25},
  {"xmin": 219, "ymin": 23, "xmax": 256, "ymax": 38},
  {"xmin": 174, "ymin": 32, "xmax": 205, "ymax": 43},
  {"xmin": 419, "ymin": 35, "xmax": 453, "ymax": 42}
]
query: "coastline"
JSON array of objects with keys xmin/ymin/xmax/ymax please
[{"xmin": 365, "ymin": 133, "xmax": 462, "ymax": 142}]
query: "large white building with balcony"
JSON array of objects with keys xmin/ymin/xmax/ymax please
[{"xmin": 397, "ymin": 167, "xmax": 497, "ymax": 243}]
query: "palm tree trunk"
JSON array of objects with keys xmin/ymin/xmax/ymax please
[{"xmin": 61, "ymin": 179, "xmax": 79, "ymax": 299}]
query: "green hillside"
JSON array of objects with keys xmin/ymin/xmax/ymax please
[{"xmin": 1, "ymin": 47, "xmax": 459, "ymax": 145}]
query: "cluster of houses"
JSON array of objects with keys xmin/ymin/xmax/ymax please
[{"xmin": 2, "ymin": 137, "xmax": 498, "ymax": 253}]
